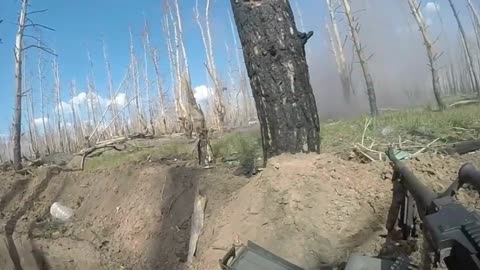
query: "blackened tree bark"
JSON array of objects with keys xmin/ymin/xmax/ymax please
[{"xmin": 230, "ymin": 0, "xmax": 320, "ymax": 162}]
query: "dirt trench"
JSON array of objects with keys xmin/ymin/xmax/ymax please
[
  {"xmin": 0, "ymin": 150, "xmax": 479, "ymax": 270},
  {"xmin": 0, "ymin": 160, "xmax": 247, "ymax": 270}
]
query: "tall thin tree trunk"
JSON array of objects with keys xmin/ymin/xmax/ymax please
[
  {"xmin": 53, "ymin": 58, "xmax": 65, "ymax": 152},
  {"xmin": 341, "ymin": 0, "xmax": 378, "ymax": 116},
  {"xmin": 326, "ymin": 0, "xmax": 353, "ymax": 102},
  {"xmin": 230, "ymin": 0, "xmax": 320, "ymax": 161},
  {"xmin": 86, "ymin": 49, "xmax": 98, "ymax": 130},
  {"xmin": 163, "ymin": 14, "xmax": 181, "ymax": 132},
  {"xmin": 25, "ymin": 86, "xmax": 36, "ymax": 157},
  {"xmin": 102, "ymin": 39, "xmax": 118, "ymax": 136},
  {"xmin": 228, "ymin": 8, "xmax": 251, "ymax": 123},
  {"xmin": 170, "ymin": 0, "xmax": 194, "ymax": 137},
  {"xmin": 12, "ymin": 0, "xmax": 28, "ymax": 169},
  {"xmin": 151, "ymin": 48, "xmax": 167, "ymax": 133},
  {"xmin": 129, "ymin": 27, "xmax": 146, "ymax": 132},
  {"xmin": 70, "ymin": 81, "xmax": 80, "ymax": 150},
  {"xmin": 173, "ymin": 0, "xmax": 211, "ymax": 164},
  {"xmin": 38, "ymin": 51, "xmax": 50, "ymax": 155},
  {"xmin": 408, "ymin": 0, "xmax": 445, "ymax": 110},
  {"xmin": 143, "ymin": 20, "xmax": 155, "ymax": 135},
  {"xmin": 195, "ymin": 0, "xmax": 225, "ymax": 133},
  {"xmin": 448, "ymin": 0, "xmax": 480, "ymax": 96}
]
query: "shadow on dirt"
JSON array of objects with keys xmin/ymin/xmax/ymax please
[
  {"xmin": 145, "ymin": 164, "xmax": 200, "ymax": 270},
  {"xmin": 0, "ymin": 176, "xmax": 32, "ymax": 213},
  {"xmin": 4, "ymin": 167, "xmax": 61, "ymax": 270},
  {"xmin": 26, "ymin": 172, "xmax": 68, "ymax": 270}
]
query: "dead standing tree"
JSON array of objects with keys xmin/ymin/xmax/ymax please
[
  {"xmin": 447, "ymin": 0, "xmax": 480, "ymax": 96},
  {"xmin": 467, "ymin": 0, "xmax": 480, "ymax": 66},
  {"xmin": 172, "ymin": 0, "xmax": 212, "ymax": 165},
  {"xmin": 12, "ymin": 0, "xmax": 28, "ymax": 170},
  {"xmin": 341, "ymin": 0, "xmax": 378, "ymax": 116},
  {"xmin": 12, "ymin": 1, "xmax": 55, "ymax": 169},
  {"xmin": 326, "ymin": 0, "xmax": 353, "ymax": 102},
  {"xmin": 230, "ymin": 0, "xmax": 320, "ymax": 162},
  {"xmin": 407, "ymin": 0, "xmax": 445, "ymax": 110},
  {"xmin": 195, "ymin": 0, "xmax": 226, "ymax": 133}
]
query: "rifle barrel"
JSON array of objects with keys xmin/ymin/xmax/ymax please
[{"xmin": 387, "ymin": 148, "xmax": 437, "ymax": 214}]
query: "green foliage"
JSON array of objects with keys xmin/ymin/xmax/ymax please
[
  {"xmin": 321, "ymin": 104, "xmax": 480, "ymax": 152},
  {"xmin": 212, "ymin": 133, "xmax": 262, "ymax": 169},
  {"xmin": 84, "ymin": 149, "xmax": 151, "ymax": 171}
]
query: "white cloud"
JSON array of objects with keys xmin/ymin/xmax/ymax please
[
  {"xmin": 113, "ymin": 93, "xmax": 127, "ymax": 107},
  {"xmin": 193, "ymin": 85, "xmax": 211, "ymax": 101},
  {"xmin": 34, "ymin": 117, "xmax": 48, "ymax": 126},
  {"xmin": 72, "ymin": 92, "xmax": 87, "ymax": 105},
  {"xmin": 56, "ymin": 101, "xmax": 73, "ymax": 114},
  {"xmin": 424, "ymin": 2, "xmax": 440, "ymax": 14},
  {"xmin": 60, "ymin": 122, "xmax": 73, "ymax": 128},
  {"xmin": 425, "ymin": 17, "xmax": 433, "ymax": 26}
]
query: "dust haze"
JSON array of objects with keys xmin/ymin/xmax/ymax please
[{"xmin": 293, "ymin": 0, "xmax": 475, "ymax": 120}]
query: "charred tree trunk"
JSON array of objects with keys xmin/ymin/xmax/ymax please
[
  {"xmin": 230, "ymin": 0, "xmax": 320, "ymax": 161},
  {"xmin": 408, "ymin": 0, "xmax": 445, "ymax": 110},
  {"xmin": 341, "ymin": 0, "xmax": 378, "ymax": 116},
  {"xmin": 12, "ymin": 0, "xmax": 28, "ymax": 170},
  {"xmin": 448, "ymin": 0, "xmax": 480, "ymax": 96}
]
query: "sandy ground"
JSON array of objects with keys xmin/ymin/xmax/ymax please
[{"xmin": 0, "ymin": 149, "xmax": 479, "ymax": 270}]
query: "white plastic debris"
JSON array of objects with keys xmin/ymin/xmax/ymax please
[
  {"xmin": 381, "ymin": 126, "xmax": 394, "ymax": 136},
  {"xmin": 50, "ymin": 202, "xmax": 74, "ymax": 222}
]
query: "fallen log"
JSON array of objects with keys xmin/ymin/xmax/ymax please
[
  {"xmin": 443, "ymin": 140, "xmax": 480, "ymax": 155},
  {"xmin": 448, "ymin": 99, "xmax": 479, "ymax": 108},
  {"xmin": 187, "ymin": 190, "xmax": 207, "ymax": 265}
]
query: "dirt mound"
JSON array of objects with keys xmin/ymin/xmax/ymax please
[
  {"xmin": 193, "ymin": 154, "xmax": 391, "ymax": 269},
  {"xmin": 193, "ymin": 152, "xmax": 480, "ymax": 269}
]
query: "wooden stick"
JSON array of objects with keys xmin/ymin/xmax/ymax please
[
  {"xmin": 361, "ymin": 118, "xmax": 371, "ymax": 146},
  {"xmin": 412, "ymin": 138, "xmax": 440, "ymax": 156}
]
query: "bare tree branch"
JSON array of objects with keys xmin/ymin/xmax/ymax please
[
  {"xmin": 22, "ymin": 44, "xmax": 57, "ymax": 56},
  {"xmin": 23, "ymin": 34, "xmax": 47, "ymax": 46},
  {"xmin": 25, "ymin": 23, "xmax": 55, "ymax": 31},
  {"xmin": 27, "ymin": 9, "xmax": 48, "ymax": 15}
]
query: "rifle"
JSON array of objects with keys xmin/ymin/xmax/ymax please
[{"xmin": 385, "ymin": 147, "xmax": 480, "ymax": 269}]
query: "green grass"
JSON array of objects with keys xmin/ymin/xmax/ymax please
[
  {"xmin": 84, "ymin": 149, "xmax": 151, "ymax": 171},
  {"xmin": 211, "ymin": 132, "xmax": 262, "ymax": 169},
  {"xmin": 321, "ymin": 104, "xmax": 480, "ymax": 152},
  {"xmin": 83, "ymin": 104, "xmax": 480, "ymax": 170}
]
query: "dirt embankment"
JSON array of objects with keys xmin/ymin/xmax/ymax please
[
  {"xmin": 193, "ymin": 152, "xmax": 480, "ymax": 269},
  {"xmin": 1, "ymin": 150, "xmax": 479, "ymax": 270},
  {"xmin": 0, "ymin": 159, "xmax": 248, "ymax": 270}
]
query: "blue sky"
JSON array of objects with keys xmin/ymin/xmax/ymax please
[
  {"xmin": 0, "ymin": 0, "xmax": 476, "ymax": 136},
  {"xmin": 1, "ymin": 0, "xmax": 297, "ymax": 134}
]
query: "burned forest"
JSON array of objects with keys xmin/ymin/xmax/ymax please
[{"xmin": 1, "ymin": 0, "xmax": 480, "ymax": 269}]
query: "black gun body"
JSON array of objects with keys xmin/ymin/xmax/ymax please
[
  {"xmin": 396, "ymin": 164, "xmax": 436, "ymax": 215},
  {"xmin": 386, "ymin": 148, "xmax": 480, "ymax": 269}
]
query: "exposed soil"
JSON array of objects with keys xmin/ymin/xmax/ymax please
[{"xmin": 0, "ymin": 149, "xmax": 479, "ymax": 270}]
